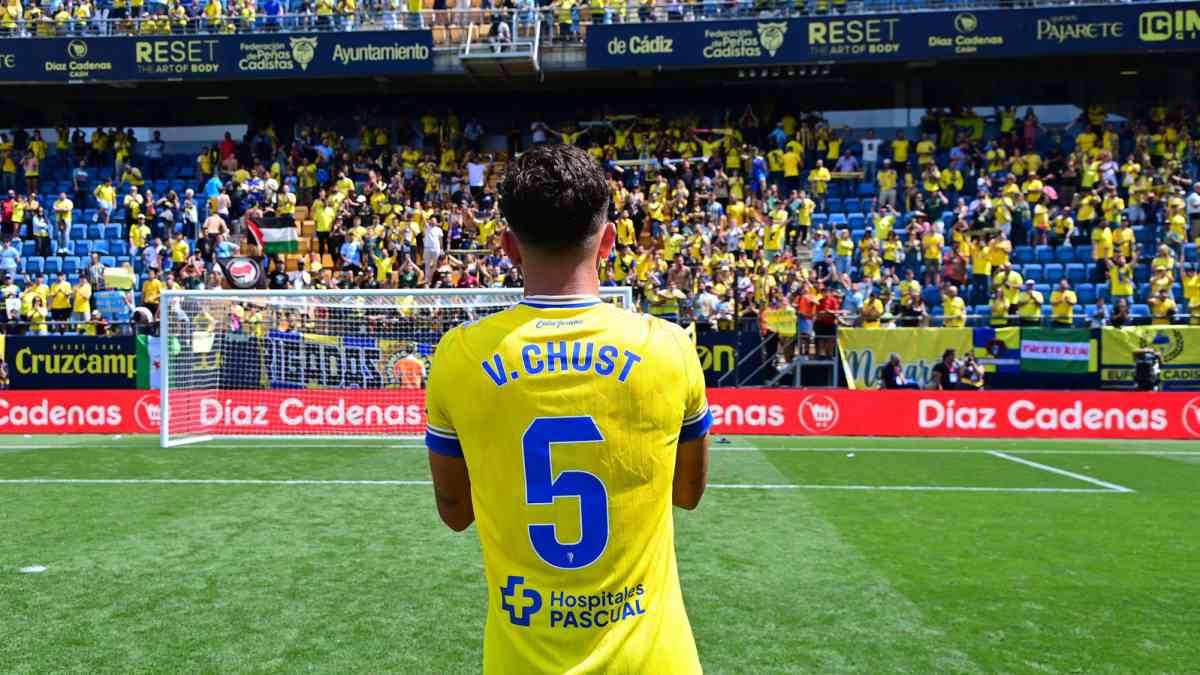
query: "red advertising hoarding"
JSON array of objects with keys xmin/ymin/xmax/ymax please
[{"xmin": 1, "ymin": 389, "xmax": 1199, "ymax": 440}]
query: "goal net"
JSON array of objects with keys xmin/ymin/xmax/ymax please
[{"xmin": 159, "ymin": 288, "xmax": 634, "ymax": 447}]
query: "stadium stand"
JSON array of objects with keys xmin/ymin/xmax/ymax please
[{"xmin": 0, "ymin": 101, "xmax": 1197, "ymax": 337}]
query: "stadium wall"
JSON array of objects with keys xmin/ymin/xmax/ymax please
[{"xmin": 2, "ymin": 388, "xmax": 1198, "ymax": 439}]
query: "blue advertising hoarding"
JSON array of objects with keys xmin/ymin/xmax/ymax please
[
  {"xmin": 0, "ymin": 29, "xmax": 433, "ymax": 84},
  {"xmin": 587, "ymin": 2, "xmax": 1200, "ymax": 68}
]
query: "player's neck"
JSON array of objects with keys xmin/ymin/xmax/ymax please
[{"xmin": 521, "ymin": 267, "xmax": 600, "ymax": 298}]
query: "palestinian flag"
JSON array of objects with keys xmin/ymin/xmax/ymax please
[
  {"xmin": 1020, "ymin": 328, "xmax": 1097, "ymax": 374},
  {"xmin": 247, "ymin": 215, "xmax": 298, "ymax": 254}
]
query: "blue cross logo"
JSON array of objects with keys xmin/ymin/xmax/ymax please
[{"xmin": 500, "ymin": 576, "xmax": 542, "ymax": 627}]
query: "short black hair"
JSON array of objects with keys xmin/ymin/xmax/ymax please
[{"xmin": 500, "ymin": 144, "xmax": 610, "ymax": 251}]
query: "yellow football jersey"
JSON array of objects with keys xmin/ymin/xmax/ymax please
[{"xmin": 426, "ymin": 294, "xmax": 710, "ymax": 675}]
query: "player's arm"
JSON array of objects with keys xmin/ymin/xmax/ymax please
[
  {"xmin": 673, "ymin": 435, "xmax": 709, "ymax": 510},
  {"xmin": 429, "ymin": 452, "xmax": 474, "ymax": 532},
  {"xmin": 425, "ymin": 332, "xmax": 473, "ymax": 531},
  {"xmin": 674, "ymin": 326, "xmax": 713, "ymax": 510}
]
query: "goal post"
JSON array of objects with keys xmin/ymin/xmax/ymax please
[{"xmin": 159, "ymin": 287, "xmax": 635, "ymax": 447}]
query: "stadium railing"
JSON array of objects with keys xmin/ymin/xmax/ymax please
[{"xmin": 0, "ymin": 0, "xmax": 1166, "ymax": 42}]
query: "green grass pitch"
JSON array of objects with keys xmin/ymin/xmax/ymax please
[{"xmin": 2, "ymin": 434, "xmax": 1198, "ymax": 674}]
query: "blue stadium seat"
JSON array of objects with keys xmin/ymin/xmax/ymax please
[
  {"xmin": 1097, "ymin": 283, "xmax": 1110, "ymax": 302},
  {"xmin": 170, "ymin": 180, "xmax": 187, "ymax": 193},
  {"xmin": 931, "ymin": 306, "xmax": 944, "ymax": 326},
  {"xmin": 109, "ymin": 240, "xmax": 129, "ymax": 257},
  {"xmin": 1131, "ymin": 304, "xmax": 1150, "ymax": 319},
  {"xmin": 93, "ymin": 241, "xmax": 110, "ymax": 255},
  {"xmin": 1035, "ymin": 245, "xmax": 1054, "ymax": 264},
  {"xmin": 857, "ymin": 183, "xmax": 876, "ymax": 197},
  {"xmin": 1043, "ymin": 263, "xmax": 1064, "ymax": 283},
  {"xmin": 25, "ymin": 256, "xmax": 44, "ymax": 275},
  {"xmin": 1137, "ymin": 283, "xmax": 1151, "ymax": 301},
  {"xmin": 62, "ymin": 257, "xmax": 79, "ymax": 275},
  {"xmin": 74, "ymin": 240, "xmax": 92, "ymax": 257},
  {"xmin": 1035, "ymin": 284, "xmax": 1052, "ymax": 300},
  {"xmin": 153, "ymin": 180, "xmax": 170, "ymax": 194},
  {"xmin": 1086, "ymin": 263, "xmax": 1098, "ymax": 281},
  {"xmin": 826, "ymin": 198, "xmax": 844, "ymax": 214},
  {"xmin": 1023, "ymin": 264, "xmax": 1044, "ymax": 284},
  {"xmin": 87, "ymin": 224, "xmax": 103, "ymax": 240},
  {"xmin": 922, "ymin": 285, "xmax": 942, "ymax": 308},
  {"xmin": 1066, "ymin": 263, "xmax": 1086, "ymax": 285},
  {"xmin": 844, "ymin": 198, "xmax": 862, "ymax": 213},
  {"xmin": 1013, "ymin": 246, "xmax": 1035, "ymax": 265},
  {"xmin": 1084, "ymin": 305, "xmax": 1099, "ymax": 323},
  {"xmin": 21, "ymin": 241, "xmax": 35, "ymax": 258},
  {"xmin": 1174, "ymin": 284, "xmax": 1184, "ymax": 302},
  {"xmin": 829, "ymin": 213, "xmax": 848, "ymax": 227},
  {"xmin": 1055, "ymin": 246, "xmax": 1075, "ymax": 264},
  {"xmin": 1077, "ymin": 283, "xmax": 1096, "ymax": 305},
  {"xmin": 1185, "ymin": 243, "xmax": 1198, "ymax": 263},
  {"xmin": 43, "ymin": 258, "xmax": 61, "ymax": 276},
  {"xmin": 812, "ymin": 214, "xmax": 828, "ymax": 228},
  {"xmin": 100, "ymin": 255, "xmax": 117, "ymax": 268},
  {"xmin": 82, "ymin": 209, "xmax": 97, "ymax": 223},
  {"xmin": 848, "ymin": 213, "xmax": 866, "ymax": 229},
  {"xmin": 973, "ymin": 306, "xmax": 991, "ymax": 327},
  {"xmin": 1134, "ymin": 266, "xmax": 1151, "ymax": 284},
  {"xmin": 1075, "ymin": 245, "xmax": 1093, "ymax": 263},
  {"xmin": 103, "ymin": 224, "xmax": 122, "ymax": 240},
  {"xmin": 70, "ymin": 225, "xmax": 86, "ymax": 241},
  {"xmin": 117, "ymin": 256, "xmax": 131, "ymax": 268}
]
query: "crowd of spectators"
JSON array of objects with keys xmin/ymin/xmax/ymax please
[{"xmin": 0, "ymin": 102, "xmax": 1198, "ymax": 349}]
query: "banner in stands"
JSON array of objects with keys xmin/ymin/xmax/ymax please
[
  {"xmin": 837, "ymin": 327, "xmax": 973, "ymax": 389},
  {"xmin": 5, "ymin": 388, "xmax": 1199, "ymax": 439},
  {"xmin": 2, "ymin": 335, "xmax": 137, "ymax": 389},
  {"xmin": 705, "ymin": 389, "xmax": 1200, "ymax": 440},
  {"xmin": 0, "ymin": 30, "xmax": 433, "ymax": 84},
  {"xmin": 586, "ymin": 2, "xmax": 1200, "ymax": 68},
  {"xmin": 1100, "ymin": 326, "xmax": 1200, "ymax": 389}
]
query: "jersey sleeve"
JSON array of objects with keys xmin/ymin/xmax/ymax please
[
  {"xmin": 674, "ymin": 326, "xmax": 713, "ymax": 443},
  {"xmin": 424, "ymin": 330, "xmax": 463, "ymax": 458}
]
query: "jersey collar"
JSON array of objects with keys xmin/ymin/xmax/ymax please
[{"xmin": 520, "ymin": 294, "xmax": 603, "ymax": 309}]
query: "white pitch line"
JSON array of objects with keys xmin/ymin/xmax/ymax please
[
  {"xmin": 0, "ymin": 479, "xmax": 1125, "ymax": 494},
  {"xmin": 988, "ymin": 451, "xmax": 1136, "ymax": 493},
  {"xmin": 708, "ymin": 484, "xmax": 1121, "ymax": 493}
]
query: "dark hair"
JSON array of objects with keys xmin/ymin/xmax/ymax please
[{"xmin": 500, "ymin": 144, "xmax": 610, "ymax": 251}]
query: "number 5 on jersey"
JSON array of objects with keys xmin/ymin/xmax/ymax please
[{"xmin": 522, "ymin": 416, "xmax": 609, "ymax": 570}]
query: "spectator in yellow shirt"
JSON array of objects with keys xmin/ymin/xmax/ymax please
[
  {"xmin": 1016, "ymin": 280, "xmax": 1044, "ymax": 327},
  {"xmin": 942, "ymin": 285, "xmax": 966, "ymax": 328},
  {"xmin": 1148, "ymin": 289, "xmax": 1177, "ymax": 326},
  {"xmin": 1050, "ymin": 278, "xmax": 1077, "ymax": 327},
  {"xmin": 1183, "ymin": 266, "xmax": 1200, "ymax": 325}
]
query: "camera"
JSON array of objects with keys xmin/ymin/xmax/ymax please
[{"xmin": 1134, "ymin": 348, "xmax": 1161, "ymax": 392}]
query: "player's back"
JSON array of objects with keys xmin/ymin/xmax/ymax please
[{"xmin": 425, "ymin": 296, "xmax": 709, "ymax": 674}]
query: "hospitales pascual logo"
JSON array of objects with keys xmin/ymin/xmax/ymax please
[
  {"xmin": 289, "ymin": 37, "xmax": 317, "ymax": 70},
  {"xmin": 68, "ymin": 40, "xmax": 88, "ymax": 59},
  {"xmin": 756, "ymin": 22, "xmax": 788, "ymax": 57},
  {"xmin": 500, "ymin": 575, "xmax": 542, "ymax": 627},
  {"xmin": 1139, "ymin": 8, "xmax": 1200, "ymax": 42},
  {"xmin": 797, "ymin": 394, "xmax": 839, "ymax": 433}
]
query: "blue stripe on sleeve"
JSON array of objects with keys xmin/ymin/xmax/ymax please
[
  {"xmin": 426, "ymin": 431, "xmax": 464, "ymax": 458},
  {"xmin": 679, "ymin": 409, "xmax": 714, "ymax": 443}
]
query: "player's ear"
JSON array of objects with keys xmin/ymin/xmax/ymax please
[
  {"xmin": 501, "ymin": 229, "xmax": 522, "ymax": 266},
  {"xmin": 595, "ymin": 221, "xmax": 616, "ymax": 263}
]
